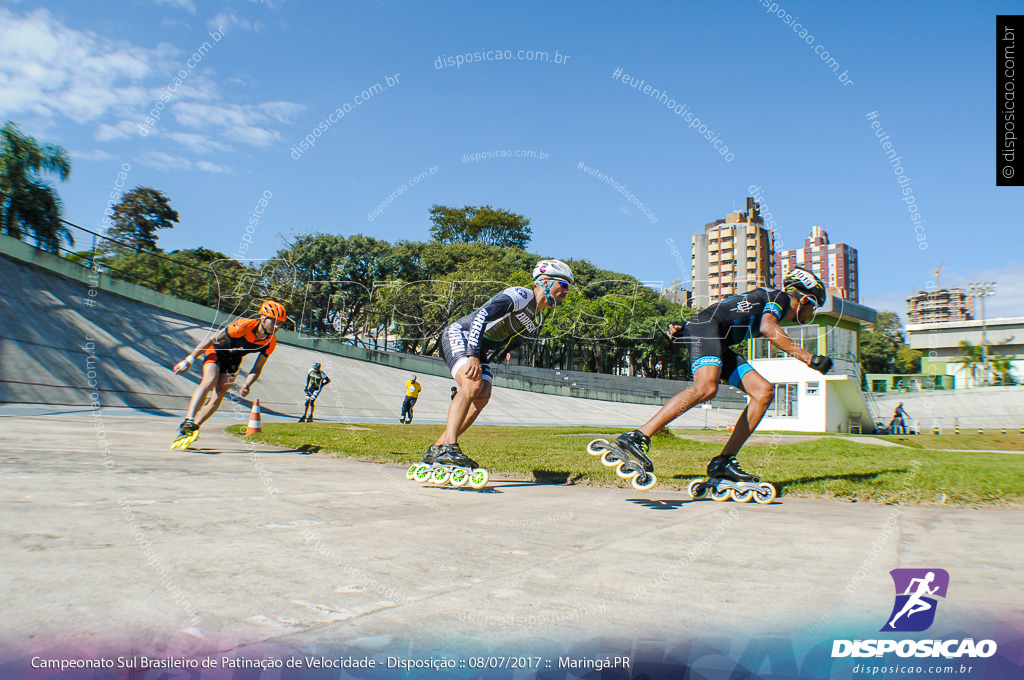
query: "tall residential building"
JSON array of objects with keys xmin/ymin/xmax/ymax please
[
  {"xmin": 691, "ymin": 197, "xmax": 775, "ymax": 308},
  {"xmin": 906, "ymin": 288, "xmax": 974, "ymax": 324},
  {"xmin": 774, "ymin": 226, "xmax": 859, "ymax": 302}
]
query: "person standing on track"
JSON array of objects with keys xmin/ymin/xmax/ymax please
[
  {"xmin": 170, "ymin": 300, "xmax": 286, "ymax": 448},
  {"xmin": 299, "ymin": 362, "xmax": 331, "ymax": 423},
  {"xmin": 421, "ymin": 259, "xmax": 574, "ymax": 469},
  {"xmin": 400, "ymin": 375, "xmax": 421, "ymax": 424}
]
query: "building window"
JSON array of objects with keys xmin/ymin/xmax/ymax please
[
  {"xmin": 806, "ymin": 381, "xmax": 819, "ymax": 395},
  {"xmin": 771, "ymin": 383, "xmax": 798, "ymax": 417}
]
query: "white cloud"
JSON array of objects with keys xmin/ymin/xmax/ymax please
[
  {"xmin": 195, "ymin": 160, "xmax": 233, "ymax": 173},
  {"xmin": 207, "ymin": 11, "xmax": 260, "ymax": 33},
  {"xmin": 0, "ymin": 7, "xmax": 304, "ymax": 159},
  {"xmin": 136, "ymin": 150, "xmax": 233, "ymax": 174},
  {"xmin": 172, "ymin": 101, "xmax": 305, "ymax": 147},
  {"xmin": 165, "ymin": 131, "xmax": 231, "ymax": 154},
  {"xmin": 152, "ymin": 0, "xmax": 197, "ymax": 14},
  {"xmin": 71, "ymin": 149, "xmax": 116, "ymax": 162},
  {"xmin": 0, "ymin": 8, "xmax": 159, "ymax": 123},
  {"xmin": 137, "ymin": 150, "xmax": 194, "ymax": 171},
  {"xmin": 95, "ymin": 120, "xmax": 140, "ymax": 141}
]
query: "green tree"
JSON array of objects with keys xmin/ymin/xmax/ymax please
[
  {"xmin": 859, "ymin": 311, "xmax": 905, "ymax": 375},
  {"xmin": 428, "ymin": 204, "xmax": 532, "ymax": 249},
  {"xmin": 895, "ymin": 345, "xmax": 922, "ymax": 374},
  {"xmin": 0, "ymin": 121, "xmax": 72, "ymax": 252},
  {"xmin": 106, "ymin": 187, "xmax": 179, "ymax": 252}
]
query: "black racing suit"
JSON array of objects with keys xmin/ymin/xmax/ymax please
[{"xmin": 681, "ymin": 287, "xmax": 792, "ymax": 386}]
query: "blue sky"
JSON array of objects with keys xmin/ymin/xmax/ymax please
[{"xmin": 3, "ymin": 0, "xmax": 1022, "ymax": 319}]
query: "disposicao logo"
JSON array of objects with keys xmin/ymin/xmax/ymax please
[
  {"xmin": 882, "ymin": 568, "xmax": 949, "ymax": 632},
  {"xmin": 832, "ymin": 569, "xmax": 998, "ymax": 659}
]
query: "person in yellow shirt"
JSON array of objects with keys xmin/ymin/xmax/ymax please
[{"xmin": 400, "ymin": 375, "xmax": 421, "ymax": 424}]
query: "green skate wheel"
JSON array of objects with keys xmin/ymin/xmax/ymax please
[
  {"xmin": 600, "ymin": 450, "xmax": 623, "ymax": 468},
  {"xmin": 753, "ymin": 482, "xmax": 777, "ymax": 505},
  {"xmin": 709, "ymin": 486, "xmax": 731, "ymax": 502},
  {"xmin": 587, "ymin": 438, "xmax": 610, "ymax": 456},
  {"xmin": 413, "ymin": 464, "xmax": 432, "ymax": 483},
  {"xmin": 630, "ymin": 471, "xmax": 657, "ymax": 491},
  {"xmin": 406, "ymin": 464, "xmax": 419, "ymax": 479},
  {"xmin": 614, "ymin": 461, "xmax": 638, "ymax": 480},
  {"xmin": 731, "ymin": 488, "xmax": 754, "ymax": 503},
  {"xmin": 450, "ymin": 467, "xmax": 470, "ymax": 487},
  {"xmin": 468, "ymin": 468, "xmax": 489, "ymax": 489},
  {"xmin": 687, "ymin": 479, "xmax": 709, "ymax": 500},
  {"xmin": 431, "ymin": 466, "xmax": 452, "ymax": 485}
]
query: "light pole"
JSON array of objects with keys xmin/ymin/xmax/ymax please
[{"xmin": 966, "ymin": 281, "xmax": 997, "ymax": 385}]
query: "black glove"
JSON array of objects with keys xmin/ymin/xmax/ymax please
[{"xmin": 809, "ymin": 355, "xmax": 833, "ymax": 374}]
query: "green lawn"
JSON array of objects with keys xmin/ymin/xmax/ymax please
[{"xmin": 230, "ymin": 423, "xmax": 1024, "ymax": 507}]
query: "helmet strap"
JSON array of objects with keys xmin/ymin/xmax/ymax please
[{"xmin": 539, "ymin": 278, "xmax": 557, "ymax": 307}]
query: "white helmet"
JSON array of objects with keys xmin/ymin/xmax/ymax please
[{"xmin": 532, "ymin": 259, "xmax": 574, "ymax": 283}]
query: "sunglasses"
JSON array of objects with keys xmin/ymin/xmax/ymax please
[
  {"xmin": 553, "ymin": 279, "xmax": 570, "ymax": 289},
  {"xmin": 798, "ymin": 295, "xmax": 818, "ymax": 309}
]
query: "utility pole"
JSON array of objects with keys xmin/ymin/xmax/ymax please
[{"xmin": 967, "ymin": 281, "xmax": 997, "ymax": 384}]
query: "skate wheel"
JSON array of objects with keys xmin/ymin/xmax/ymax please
[
  {"xmin": 406, "ymin": 464, "xmax": 419, "ymax": 480},
  {"xmin": 413, "ymin": 464, "xmax": 432, "ymax": 483},
  {"xmin": 731, "ymin": 488, "xmax": 754, "ymax": 503},
  {"xmin": 753, "ymin": 482, "xmax": 777, "ymax": 505},
  {"xmin": 630, "ymin": 472, "xmax": 657, "ymax": 491},
  {"xmin": 709, "ymin": 487, "xmax": 731, "ymax": 502},
  {"xmin": 687, "ymin": 479, "xmax": 709, "ymax": 500},
  {"xmin": 614, "ymin": 461, "xmax": 638, "ymax": 479},
  {"xmin": 469, "ymin": 468, "xmax": 489, "ymax": 490},
  {"xmin": 450, "ymin": 468, "xmax": 470, "ymax": 487},
  {"xmin": 600, "ymin": 450, "xmax": 623, "ymax": 468},
  {"xmin": 586, "ymin": 438, "xmax": 611, "ymax": 456},
  {"xmin": 431, "ymin": 467, "xmax": 451, "ymax": 485}
]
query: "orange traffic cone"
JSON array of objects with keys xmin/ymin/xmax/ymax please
[{"xmin": 246, "ymin": 399, "xmax": 263, "ymax": 435}]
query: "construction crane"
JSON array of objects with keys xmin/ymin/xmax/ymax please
[{"xmin": 935, "ymin": 261, "xmax": 945, "ymax": 289}]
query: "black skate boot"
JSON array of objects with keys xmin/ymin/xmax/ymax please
[
  {"xmin": 706, "ymin": 455, "xmax": 759, "ymax": 483},
  {"xmin": 434, "ymin": 443, "xmax": 479, "ymax": 469},
  {"xmin": 688, "ymin": 455, "xmax": 776, "ymax": 504},
  {"xmin": 587, "ymin": 430, "xmax": 657, "ymax": 490},
  {"xmin": 612, "ymin": 429, "xmax": 655, "ymax": 473},
  {"xmin": 421, "ymin": 443, "xmax": 440, "ymax": 464}
]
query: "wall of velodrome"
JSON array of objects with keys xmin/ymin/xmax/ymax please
[{"xmin": 0, "ymin": 233, "xmax": 747, "ymax": 415}]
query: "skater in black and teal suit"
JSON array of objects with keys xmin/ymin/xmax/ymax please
[{"xmin": 588, "ymin": 268, "xmax": 834, "ymax": 500}]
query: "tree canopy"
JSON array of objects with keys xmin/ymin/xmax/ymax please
[
  {"xmin": 428, "ymin": 204, "xmax": 532, "ymax": 249},
  {"xmin": 0, "ymin": 121, "xmax": 72, "ymax": 253}
]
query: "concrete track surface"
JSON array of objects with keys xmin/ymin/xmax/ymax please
[{"xmin": 2, "ymin": 405, "xmax": 1022, "ymax": 661}]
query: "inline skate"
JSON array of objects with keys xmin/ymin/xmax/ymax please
[
  {"xmin": 687, "ymin": 455, "xmax": 776, "ymax": 504},
  {"xmin": 169, "ymin": 419, "xmax": 200, "ymax": 450},
  {"xmin": 410, "ymin": 443, "xmax": 488, "ymax": 489},
  {"xmin": 586, "ymin": 430, "xmax": 658, "ymax": 491}
]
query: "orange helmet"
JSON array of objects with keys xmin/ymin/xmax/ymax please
[{"xmin": 260, "ymin": 300, "xmax": 287, "ymax": 322}]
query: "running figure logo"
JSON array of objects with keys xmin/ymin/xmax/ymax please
[{"xmin": 881, "ymin": 568, "xmax": 950, "ymax": 632}]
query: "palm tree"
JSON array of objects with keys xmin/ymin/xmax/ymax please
[
  {"xmin": 954, "ymin": 341, "xmax": 984, "ymax": 387},
  {"xmin": 0, "ymin": 121, "xmax": 73, "ymax": 253},
  {"xmin": 990, "ymin": 355, "xmax": 1017, "ymax": 386}
]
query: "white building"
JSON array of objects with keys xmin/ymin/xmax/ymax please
[{"xmin": 745, "ymin": 297, "xmax": 879, "ymax": 433}]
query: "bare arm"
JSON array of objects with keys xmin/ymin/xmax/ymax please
[
  {"xmin": 760, "ymin": 314, "xmax": 813, "ymax": 365},
  {"xmin": 240, "ymin": 353, "xmax": 269, "ymax": 398}
]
